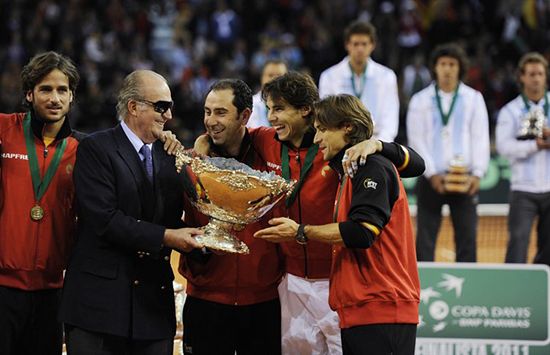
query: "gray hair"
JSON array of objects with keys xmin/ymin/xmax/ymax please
[{"xmin": 116, "ymin": 71, "xmax": 144, "ymax": 119}]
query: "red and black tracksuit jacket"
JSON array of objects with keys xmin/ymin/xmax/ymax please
[
  {"xmin": 329, "ymin": 148, "xmax": 420, "ymax": 329},
  {"xmin": 0, "ymin": 112, "xmax": 79, "ymax": 290}
]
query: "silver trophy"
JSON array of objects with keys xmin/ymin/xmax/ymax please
[
  {"xmin": 175, "ymin": 150, "xmax": 295, "ymax": 254},
  {"xmin": 517, "ymin": 107, "xmax": 545, "ymax": 140}
]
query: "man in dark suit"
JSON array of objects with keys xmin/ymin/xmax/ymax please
[{"xmin": 59, "ymin": 70, "xmax": 203, "ymax": 355}]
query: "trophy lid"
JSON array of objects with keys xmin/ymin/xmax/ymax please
[{"xmin": 448, "ymin": 155, "xmax": 469, "ymax": 174}]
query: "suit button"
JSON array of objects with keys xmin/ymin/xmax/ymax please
[
  {"xmin": 145, "ymin": 252, "xmax": 150, "ymax": 256},
  {"xmin": 138, "ymin": 253, "xmax": 144, "ymax": 258},
  {"xmin": 134, "ymin": 280, "xmax": 139, "ymax": 286},
  {"xmin": 164, "ymin": 256, "xmax": 169, "ymax": 261},
  {"xmin": 161, "ymin": 285, "xmax": 166, "ymax": 290}
]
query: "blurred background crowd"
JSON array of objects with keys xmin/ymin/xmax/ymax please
[{"xmin": 1, "ymin": 0, "xmax": 549, "ymax": 146}]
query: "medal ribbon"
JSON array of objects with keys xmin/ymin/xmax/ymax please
[
  {"xmin": 435, "ymin": 84, "xmax": 460, "ymax": 126},
  {"xmin": 281, "ymin": 143, "xmax": 318, "ymax": 208},
  {"xmin": 349, "ymin": 62, "xmax": 367, "ymax": 98},
  {"xmin": 521, "ymin": 91, "xmax": 549, "ymax": 119},
  {"xmin": 23, "ymin": 112, "xmax": 67, "ymax": 202}
]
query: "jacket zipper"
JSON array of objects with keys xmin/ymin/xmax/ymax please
[
  {"xmin": 33, "ymin": 141, "xmax": 49, "ymax": 268},
  {"xmin": 234, "ymin": 254, "xmax": 239, "ymax": 305},
  {"xmin": 295, "ymin": 150, "xmax": 309, "ymax": 278}
]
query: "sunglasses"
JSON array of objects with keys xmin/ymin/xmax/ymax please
[{"xmin": 137, "ymin": 99, "xmax": 174, "ymax": 114}]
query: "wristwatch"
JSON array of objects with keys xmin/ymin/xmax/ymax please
[{"xmin": 295, "ymin": 224, "xmax": 308, "ymax": 245}]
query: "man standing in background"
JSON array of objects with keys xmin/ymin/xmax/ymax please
[
  {"xmin": 407, "ymin": 43, "xmax": 490, "ymax": 262},
  {"xmin": 247, "ymin": 59, "xmax": 288, "ymax": 128},
  {"xmin": 496, "ymin": 52, "xmax": 550, "ymax": 266},
  {"xmin": 319, "ymin": 20, "xmax": 399, "ymax": 142}
]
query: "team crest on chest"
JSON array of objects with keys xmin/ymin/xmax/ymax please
[{"xmin": 321, "ymin": 165, "xmax": 332, "ymax": 177}]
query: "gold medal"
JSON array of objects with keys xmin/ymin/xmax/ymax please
[{"xmin": 30, "ymin": 205, "xmax": 44, "ymax": 221}]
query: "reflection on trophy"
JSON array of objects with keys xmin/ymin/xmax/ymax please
[
  {"xmin": 175, "ymin": 150, "xmax": 295, "ymax": 254},
  {"xmin": 444, "ymin": 156, "xmax": 471, "ymax": 194},
  {"xmin": 517, "ymin": 107, "xmax": 545, "ymax": 140}
]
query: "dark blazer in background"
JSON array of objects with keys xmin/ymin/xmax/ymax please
[{"xmin": 59, "ymin": 124, "xmax": 192, "ymax": 340}]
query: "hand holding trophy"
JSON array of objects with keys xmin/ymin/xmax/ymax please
[
  {"xmin": 443, "ymin": 156, "xmax": 471, "ymax": 194},
  {"xmin": 517, "ymin": 106, "xmax": 546, "ymax": 140},
  {"xmin": 175, "ymin": 148, "xmax": 295, "ymax": 254}
]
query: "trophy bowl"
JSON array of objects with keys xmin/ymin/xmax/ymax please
[
  {"xmin": 517, "ymin": 107, "xmax": 545, "ymax": 140},
  {"xmin": 175, "ymin": 150, "xmax": 295, "ymax": 254}
]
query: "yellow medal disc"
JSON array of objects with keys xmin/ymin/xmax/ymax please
[{"xmin": 30, "ymin": 205, "xmax": 44, "ymax": 221}]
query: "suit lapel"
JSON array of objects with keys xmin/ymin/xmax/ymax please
[
  {"xmin": 114, "ymin": 124, "xmax": 155, "ymax": 219},
  {"xmin": 114, "ymin": 125, "xmax": 146, "ymax": 184},
  {"xmin": 152, "ymin": 141, "xmax": 165, "ymax": 223}
]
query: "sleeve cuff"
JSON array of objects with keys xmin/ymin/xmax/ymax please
[
  {"xmin": 472, "ymin": 169, "xmax": 485, "ymax": 178},
  {"xmin": 338, "ymin": 221, "xmax": 376, "ymax": 249}
]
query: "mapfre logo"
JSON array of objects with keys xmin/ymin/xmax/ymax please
[
  {"xmin": 1, "ymin": 152, "xmax": 28, "ymax": 160},
  {"xmin": 267, "ymin": 161, "xmax": 281, "ymax": 171}
]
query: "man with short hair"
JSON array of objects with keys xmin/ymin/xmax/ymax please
[
  {"xmin": 319, "ymin": 20, "xmax": 399, "ymax": 142},
  {"xmin": 247, "ymin": 59, "xmax": 288, "ymax": 129},
  {"xmin": 407, "ymin": 43, "xmax": 490, "ymax": 262},
  {"xmin": 179, "ymin": 79, "xmax": 284, "ymax": 355},
  {"xmin": 0, "ymin": 51, "xmax": 81, "ymax": 355},
  {"xmin": 496, "ymin": 52, "xmax": 550, "ymax": 266},
  {"xmin": 59, "ymin": 70, "xmax": 203, "ymax": 355},
  {"xmin": 254, "ymin": 94, "xmax": 420, "ymax": 355}
]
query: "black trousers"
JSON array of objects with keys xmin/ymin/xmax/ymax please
[
  {"xmin": 341, "ymin": 323, "xmax": 417, "ymax": 355},
  {"xmin": 64, "ymin": 325, "xmax": 173, "ymax": 355},
  {"xmin": 505, "ymin": 190, "xmax": 550, "ymax": 265},
  {"xmin": 415, "ymin": 176, "xmax": 478, "ymax": 262},
  {"xmin": 182, "ymin": 296, "xmax": 281, "ymax": 355},
  {"xmin": 0, "ymin": 286, "xmax": 62, "ymax": 355}
]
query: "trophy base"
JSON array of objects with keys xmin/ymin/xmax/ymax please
[{"xmin": 197, "ymin": 218, "xmax": 250, "ymax": 254}]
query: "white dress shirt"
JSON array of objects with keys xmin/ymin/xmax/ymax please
[
  {"xmin": 407, "ymin": 82, "xmax": 490, "ymax": 179},
  {"xmin": 319, "ymin": 56, "xmax": 399, "ymax": 142},
  {"xmin": 121, "ymin": 120, "xmax": 153, "ymax": 162},
  {"xmin": 246, "ymin": 91, "xmax": 270, "ymax": 128},
  {"xmin": 496, "ymin": 94, "xmax": 550, "ymax": 193}
]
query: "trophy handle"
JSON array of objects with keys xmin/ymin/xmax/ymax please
[{"xmin": 196, "ymin": 218, "xmax": 250, "ymax": 254}]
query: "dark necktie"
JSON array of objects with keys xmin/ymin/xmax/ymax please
[{"xmin": 140, "ymin": 145, "xmax": 153, "ymax": 183}]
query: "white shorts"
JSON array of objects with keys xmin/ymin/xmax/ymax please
[{"xmin": 278, "ymin": 273, "xmax": 342, "ymax": 355}]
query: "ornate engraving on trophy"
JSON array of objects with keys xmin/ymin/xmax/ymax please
[
  {"xmin": 517, "ymin": 107, "xmax": 545, "ymax": 140},
  {"xmin": 175, "ymin": 150, "xmax": 295, "ymax": 254}
]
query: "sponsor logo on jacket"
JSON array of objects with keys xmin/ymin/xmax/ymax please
[
  {"xmin": 363, "ymin": 178, "xmax": 378, "ymax": 190},
  {"xmin": 267, "ymin": 161, "xmax": 281, "ymax": 171},
  {"xmin": 1, "ymin": 153, "xmax": 28, "ymax": 160}
]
